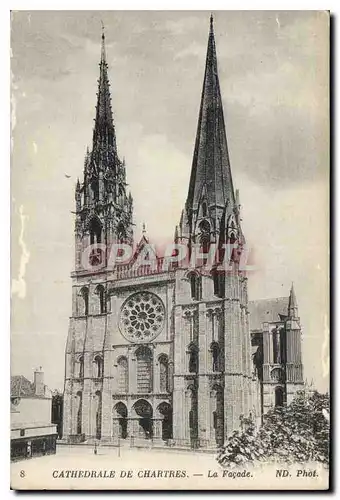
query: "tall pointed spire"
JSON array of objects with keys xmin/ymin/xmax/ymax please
[
  {"xmin": 92, "ymin": 25, "xmax": 117, "ymax": 151},
  {"xmin": 75, "ymin": 26, "xmax": 134, "ymax": 249},
  {"xmin": 288, "ymin": 282, "xmax": 298, "ymax": 318},
  {"xmin": 186, "ymin": 15, "xmax": 235, "ymax": 212}
]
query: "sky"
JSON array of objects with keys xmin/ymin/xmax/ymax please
[{"xmin": 11, "ymin": 11, "xmax": 329, "ymax": 392}]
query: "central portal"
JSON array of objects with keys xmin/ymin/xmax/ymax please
[{"xmin": 133, "ymin": 399, "xmax": 153, "ymax": 440}]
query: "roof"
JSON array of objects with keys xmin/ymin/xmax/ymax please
[
  {"xmin": 248, "ymin": 297, "xmax": 289, "ymax": 331},
  {"xmin": 11, "ymin": 375, "xmax": 35, "ymax": 398}
]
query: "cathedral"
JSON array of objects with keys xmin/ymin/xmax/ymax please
[{"xmin": 63, "ymin": 17, "xmax": 304, "ymax": 449}]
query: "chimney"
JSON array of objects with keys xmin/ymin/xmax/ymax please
[{"xmin": 34, "ymin": 367, "xmax": 45, "ymax": 397}]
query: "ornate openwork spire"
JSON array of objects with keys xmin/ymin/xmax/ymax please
[
  {"xmin": 92, "ymin": 26, "xmax": 117, "ymax": 151},
  {"xmin": 186, "ymin": 15, "xmax": 235, "ymax": 212}
]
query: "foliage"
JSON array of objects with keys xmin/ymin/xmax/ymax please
[{"xmin": 217, "ymin": 391, "xmax": 330, "ymax": 468}]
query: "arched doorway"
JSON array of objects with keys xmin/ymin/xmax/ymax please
[
  {"xmin": 187, "ymin": 385, "xmax": 198, "ymax": 448},
  {"xmin": 210, "ymin": 384, "xmax": 224, "ymax": 447},
  {"xmin": 275, "ymin": 387, "xmax": 284, "ymax": 407},
  {"xmin": 133, "ymin": 399, "xmax": 153, "ymax": 439},
  {"xmin": 113, "ymin": 402, "xmax": 128, "ymax": 439},
  {"xmin": 76, "ymin": 391, "xmax": 82, "ymax": 435},
  {"xmin": 94, "ymin": 391, "xmax": 102, "ymax": 440},
  {"xmin": 157, "ymin": 402, "xmax": 173, "ymax": 440}
]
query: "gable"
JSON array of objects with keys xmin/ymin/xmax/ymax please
[{"xmin": 11, "ymin": 375, "xmax": 35, "ymax": 398}]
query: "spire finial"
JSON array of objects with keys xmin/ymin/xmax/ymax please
[
  {"xmin": 142, "ymin": 222, "xmax": 146, "ymax": 235},
  {"xmin": 210, "ymin": 13, "xmax": 214, "ymax": 33},
  {"xmin": 100, "ymin": 20, "xmax": 106, "ymax": 62},
  {"xmin": 288, "ymin": 281, "xmax": 298, "ymax": 318}
]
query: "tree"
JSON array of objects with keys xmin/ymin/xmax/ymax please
[{"xmin": 217, "ymin": 391, "xmax": 330, "ymax": 468}]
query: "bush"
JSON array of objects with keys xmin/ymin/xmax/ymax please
[{"xmin": 217, "ymin": 391, "xmax": 330, "ymax": 468}]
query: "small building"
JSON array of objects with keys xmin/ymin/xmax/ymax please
[
  {"xmin": 250, "ymin": 284, "xmax": 304, "ymax": 416},
  {"xmin": 11, "ymin": 368, "xmax": 58, "ymax": 461}
]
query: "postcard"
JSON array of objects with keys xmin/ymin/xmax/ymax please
[{"xmin": 10, "ymin": 10, "xmax": 330, "ymax": 490}]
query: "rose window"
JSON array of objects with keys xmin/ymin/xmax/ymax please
[{"xmin": 119, "ymin": 292, "xmax": 165, "ymax": 342}]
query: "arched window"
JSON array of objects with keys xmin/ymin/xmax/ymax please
[
  {"xmin": 279, "ymin": 328, "xmax": 286, "ymax": 364},
  {"xmin": 187, "ymin": 385, "xmax": 198, "ymax": 444},
  {"xmin": 117, "ymin": 185, "xmax": 124, "ymax": 203},
  {"xmin": 94, "ymin": 355, "xmax": 103, "ymax": 378},
  {"xmin": 199, "ymin": 219, "xmax": 211, "ymax": 255},
  {"xmin": 227, "ymin": 215, "xmax": 238, "ymax": 245},
  {"xmin": 89, "ymin": 217, "xmax": 102, "ymax": 245},
  {"xmin": 76, "ymin": 391, "xmax": 82, "ymax": 435},
  {"xmin": 202, "ymin": 201, "xmax": 207, "ymax": 217},
  {"xmin": 275, "ymin": 387, "xmax": 284, "ymax": 407},
  {"xmin": 136, "ymin": 347, "xmax": 153, "ymax": 393},
  {"xmin": 211, "ymin": 342, "xmax": 220, "ymax": 372},
  {"xmin": 210, "ymin": 384, "xmax": 224, "ymax": 446},
  {"xmin": 117, "ymin": 357, "xmax": 128, "ymax": 393},
  {"xmin": 95, "ymin": 391, "xmax": 102, "ymax": 439},
  {"xmin": 212, "ymin": 269, "xmax": 219, "ymax": 296},
  {"xmin": 212, "ymin": 269, "xmax": 225, "ymax": 298},
  {"xmin": 252, "ymin": 345, "xmax": 263, "ymax": 380},
  {"xmin": 78, "ymin": 356, "xmax": 84, "ymax": 379},
  {"xmin": 159, "ymin": 355, "xmax": 169, "ymax": 393},
  {"xmin": 117, "ymin": 223, "xmax": 126, "ymax": 244},
  {"xmin": 189, "ymin": 410, "xmax": 194, "ymax": 429},
  {"xmin": 95, "ymin": 285, "xmax": 105, "ymax": 314},
  {"xmin": 273, "ymin": 328, "xmax": 281, "ymax": 364},
  {"xmin": 80, "ymin": 287, "xmax": 89, "ymax": 316},
  {"xmin": 91, "ymin": 180, "xmax": 99, "ymax": 202},
  {"xmin": 229, "ymin": 232, "xmax": 236, "ymax": 245},
  {"xmin": 188, "ymin": 272, "xmax": 202, "ymax": 301},
  {"xmin": 188, "ymin": 344, "xmax": 199, "ymax": 374},
  {"xmin": 213, "ymin": 411, "xmax": 217, "ymax": 429}
]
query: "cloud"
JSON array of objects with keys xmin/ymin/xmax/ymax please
[
  {"xmin": 127, "ymin": 133, "xmax": 191, "ymax": 242},
  {"xmin": 155, "ymin": 15, "xmax": 204, "ymax": 36},
  {"xmin": 174, "ymin": 41, "xmax": 205, "ymax": 61}
]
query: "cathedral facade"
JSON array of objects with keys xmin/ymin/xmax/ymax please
[{"xmin": 63, "ymin": 17, "xmax": 304, "ymax": 449}]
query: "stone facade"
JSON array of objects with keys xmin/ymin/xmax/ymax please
[
  {"xmin": 63, "ymin": 17, "xmax": 303, "ymax": 450},
  {"xmin": 249, "ymin": 288, "xmax": 304, "ymax": 418}
]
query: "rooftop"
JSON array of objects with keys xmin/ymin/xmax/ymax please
[
  {"xmin": 11, "ymin": 375, "xmax": 36, "ymax": 398},
  {"xmin": 248, "ymin": 297, "xmax": 289, "ymax": 331}
]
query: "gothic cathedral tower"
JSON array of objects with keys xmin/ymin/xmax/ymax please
[
  {"xmin": 63, "ymin": 30, "xmax": 134, "ymax": 441},
  {"xmin": 63, "ymin": 17, "xmax": 268, "ymax": 449},
  {"xmin": 172, "ymin": 16, "xmax": 259, "ymax": 449},
  {"xmin": 260, "ymin": 284, "xmax": 304, "ymax": 412}
]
